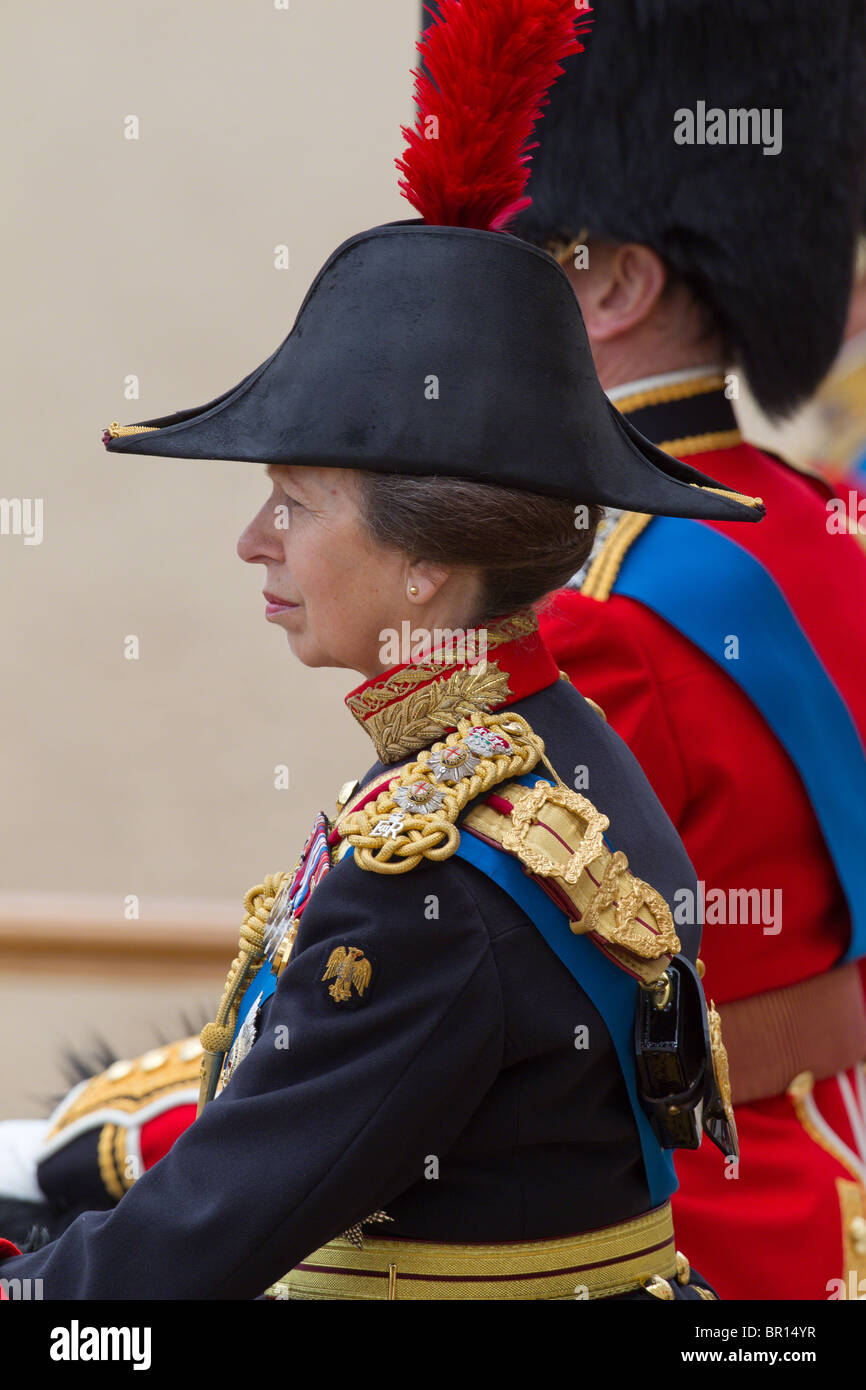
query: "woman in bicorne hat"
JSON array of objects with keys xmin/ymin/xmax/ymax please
[{"xmin": 0, "ymin": 0, "xmax": 760, "ymax": 1301}]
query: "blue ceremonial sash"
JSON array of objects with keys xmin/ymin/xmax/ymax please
[
  {"xmin": 612, "ymin": 517, "xmax": 866, "ymax": 962},
  {"xmin": 454, "ymin": 773, "xmax": 678, "ymax": 1210},
  {"xmin": 229, "ymin": 960, "xmax": 279, "ymax": 1052}
]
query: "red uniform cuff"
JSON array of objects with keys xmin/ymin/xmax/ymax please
[{"xmin": 0, "ymin": 1239, "xmax": 23, "ymax": 1297}]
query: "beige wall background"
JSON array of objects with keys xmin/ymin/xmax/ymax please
[{"xmin": 0, "ymin": 1, "xmax": 418, "ymax": 1115}]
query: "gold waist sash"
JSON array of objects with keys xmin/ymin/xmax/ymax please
[{"xmin": 266, "ymin": 1202, "xmax": 677, "ymax": 1301}]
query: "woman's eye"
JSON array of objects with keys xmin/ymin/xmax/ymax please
[{"xmin": 271, "ymin": 487, "xmax": 301, "ymax": 515}]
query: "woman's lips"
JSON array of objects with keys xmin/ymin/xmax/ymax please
[{"xmin": 263, "ymin": 590, "xmax": 299, "ymax": 617}]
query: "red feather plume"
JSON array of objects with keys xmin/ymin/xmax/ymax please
[{"xmin": 397, "ymin": 0, "xmax": 592, "ymax": 231}]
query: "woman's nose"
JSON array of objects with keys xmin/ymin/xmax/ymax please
[{"xmin": 237, "ymin": 504, "xmax": 280, "ymax": 564}]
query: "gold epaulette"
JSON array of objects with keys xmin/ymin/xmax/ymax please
[
  {"xmin": 462, "ymin": 780, "xmax": 680, "ymax": 985},
  {"xmin": 334, "ymin": 709, "xmax": 546, "ymax": 874}
]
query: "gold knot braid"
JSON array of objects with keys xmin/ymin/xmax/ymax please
[
  {"xmin": 339, "ymin": 709, "xmax": 550, "ymax": 875},
  {"xmin": 197, "ymin": 870, "xmax": 293, "ymax": 1112}
]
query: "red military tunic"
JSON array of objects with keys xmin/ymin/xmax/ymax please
[{"xmin": 539, "ymin": 368, "xmax": 866, "ymax": 1300}]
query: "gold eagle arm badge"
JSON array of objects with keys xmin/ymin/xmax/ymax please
[{"xmin": 322, "ymin": 946, "xmax": 373, "ymax": 1003}]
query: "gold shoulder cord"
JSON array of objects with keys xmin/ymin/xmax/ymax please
[
  {"xmin": 197, "ymin": 871, "xmax": 293, "ymax": 1113},
  {"xmin": 339, "ymin": 709, "xmax": 559, "ymax": 875}
]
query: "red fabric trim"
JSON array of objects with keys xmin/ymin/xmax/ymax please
[
  {"xmin": 344, "ymin": 624, "xmax": 560, "ymax": 726},
  {"xmin": 493, "ymin": 628, "xmax": 561, "ymax": 706},
  {"xmin": 0, "ymin": 1237, "xmax": 22, "ymax": 1290},
  {"xmin": 140, "ymin": 1104, "xmax": 197, "ymax": 1171}
]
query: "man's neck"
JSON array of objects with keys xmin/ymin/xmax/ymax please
[
  {"xmin": 607, "ymin": 363, "xmax": 725, "ymax": 403},
  {"xmin": 592, "ymin": 337, "xmax": 728, "ymax": 397}
]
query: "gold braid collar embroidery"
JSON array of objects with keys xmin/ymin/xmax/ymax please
[
  {"xmin": 346, "ymin": 609, "xmax": 538, "ymax": 764},
  {"xmin": 350, "ymin": 661, "xmax": 515, "ymax": 764}
]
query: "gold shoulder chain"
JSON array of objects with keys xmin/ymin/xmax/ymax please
[
  {"xmin": 337, "ymin": 710, "xmax": 545, "ymax": 875},
  {"xmin": 197, "ymin": 871, "xmax": 293, "ymax": 1112}
]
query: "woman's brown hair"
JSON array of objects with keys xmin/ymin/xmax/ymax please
[{"xmin": 357, "ymin": 473, "xmax": 603, "ymax": 624}]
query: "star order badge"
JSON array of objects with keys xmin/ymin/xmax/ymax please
[
  {"xmin": 321, "ymin": 945, "xmax": 374, "ymax": 1008},
  {"xmin": 220, "ymin": 991, "xmax": 263, "ymax": 1090}
]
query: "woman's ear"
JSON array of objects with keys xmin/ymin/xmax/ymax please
[{"xmin": 404, "ymin": 560, "xmax": 451, "ymax": 603}]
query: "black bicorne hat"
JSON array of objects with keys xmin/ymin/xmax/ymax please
[
  {"xmin": 508, "ymin": 0, "xmax": 866, "ymax": 420},
  {"xmin": 105, "ymin": 220, "xmax": 761, "ymax": 522},
  {"xmin": 103, "ymin": 1, "xmax": 763, "ymax": 524}
]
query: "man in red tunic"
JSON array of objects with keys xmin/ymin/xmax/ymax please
[{"xmin": 513, "ymin": 0, "xmax": 866, "ymax": 1299}]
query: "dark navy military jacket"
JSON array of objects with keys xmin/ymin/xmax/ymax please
[{"xmin": 0, "ymin": 649, "xmax": 702, "ymax": 1299}]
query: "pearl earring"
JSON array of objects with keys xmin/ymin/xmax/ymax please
[{"xmin": 408, "ymin": 585, "xmax": 419, "ymax": 596}]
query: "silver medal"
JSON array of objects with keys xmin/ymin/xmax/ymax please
[
  {"xmin": 264, "ymin": 879, "xmax": 296, "ymax": 963},
  {"xmin": 221, "ymin": 990, "xmax": 263, "ymax": 1089}
]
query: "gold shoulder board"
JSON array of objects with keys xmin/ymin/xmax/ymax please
[{"xmin": 463, "ymin": 780, "xmax": 680, "ymax": 985}]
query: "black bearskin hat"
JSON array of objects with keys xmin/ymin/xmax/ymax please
[{"xmin": 504, "ymin": 0, "xmax": 866, "ymax": 418}]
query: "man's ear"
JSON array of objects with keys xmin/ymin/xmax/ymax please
[{"xmin": 569, "ymin": 241, "xmax": 669, "ymax": 343}]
